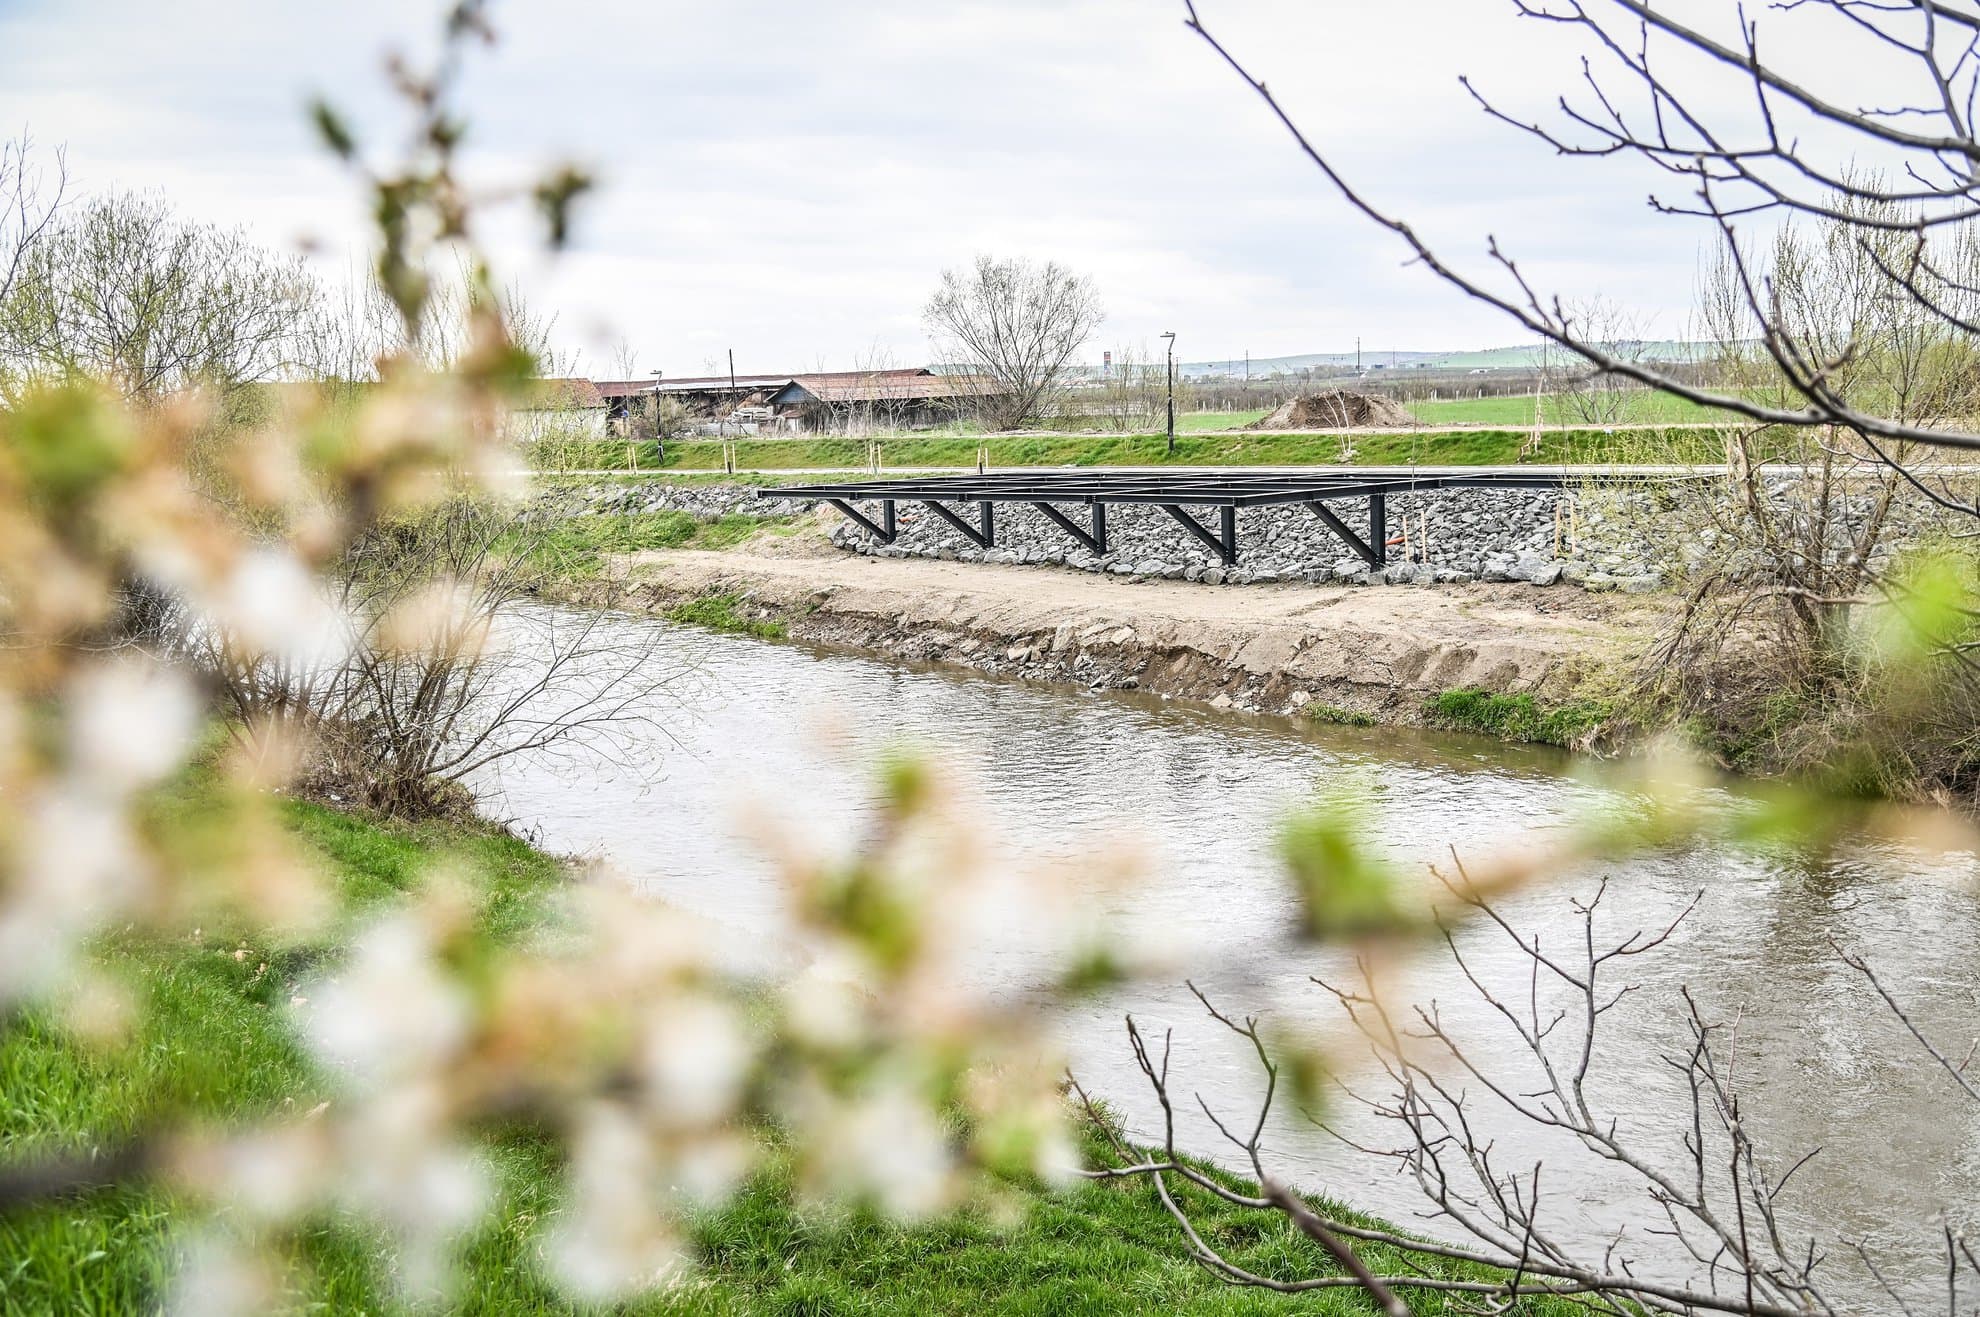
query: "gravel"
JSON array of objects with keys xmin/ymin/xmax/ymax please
[{"xmin": 549, "ymin": 477, "xmax": 1945, "ymax": 594}]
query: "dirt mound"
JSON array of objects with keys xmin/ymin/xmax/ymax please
[{"xmin": 1247, "ymin": 390, "xmax": 1416, "ymax": 430}]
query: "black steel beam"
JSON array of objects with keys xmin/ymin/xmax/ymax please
[
  {"xmin": 1369, "ymin": 493, "xmax": 1387, "ymax": 565},
  {"xmin": 1161, "ymin": 503, "xmax": 1238, "ymax": 565},
  {"xmin": 921, "ymin": 499, "xmax": 995, "ymax": 548},
  {"xmin": 1304, "ymin": 501, "xmax": 1379, "ymax": 567},
  {"xmin": 1031, "ymin": 500, "xmax": 1108, "ymax": 555},
  {"xmin": 829, "ymin": 497, "xmax": 896, "ymax": 544}
]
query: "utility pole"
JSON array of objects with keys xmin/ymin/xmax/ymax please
[
  {"xmin": 1161, "ymin": 331, "xmax": 1177, "ymax": 456},
  {"xmin": 721, "ymin": 348, "xmax": 737, "ymax": 438},
  {"xmin": 1355, "ymin": 337, "xmax": 1361, "ymax": 374}
]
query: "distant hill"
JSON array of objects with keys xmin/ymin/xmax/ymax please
[{"xmin": 1178, "ymin": 341, "xmax": 1715, "ymax": 378}]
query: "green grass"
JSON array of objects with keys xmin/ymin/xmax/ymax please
[
  {"xmin": 0, "ymin": 798, "xmax": 567, "ymax": 1315},
  {"xmin": 533, "ymin": 426, "xmax": 1731, "ymax": 474},
  {"xmin": 665, "ymin": 591, "xmax": 788, "ymax": 640},
  {"xmin": 1174, "ymin": 411, "xmax": 1268, "ymax": 432},
  {"xmin": 0, "ymin": 789, "xmax": 1587, "ymax": 1314},
  {"xmin": 1405, "ymin": 390, "xmax": 1735, "ymax": 427},
  {"xmin": 1303, "ymin": 703, "xmax": 1377, "ymax": 728},
  {"xmin": 1425, "ymin": 689, "xmax": 1613, "ymax": 748},
  {"xmin": 516, "ymin": 510, "xmax": 797, "ymax": 579}
]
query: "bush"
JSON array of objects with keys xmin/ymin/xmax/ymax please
[
  {"xmin": 666, "ymin": 591, "xmax": 787, "ymax": 639},
  {"xmin": 1426, "ymin": 688, "xmax": 1611, "ymax": 747}
]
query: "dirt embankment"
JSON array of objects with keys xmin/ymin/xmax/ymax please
[
  {"xmin": 1246, "ymin": 390, "xmax": 1417, "ymax": 430},
  {"xmin": 553, "ymin": 530, "xmax": 1667, "ymax": 727}
]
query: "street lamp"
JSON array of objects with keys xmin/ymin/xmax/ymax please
[{"xmin": 1161, "ymin": 331, "xmax": 1177, "ymax": 456}]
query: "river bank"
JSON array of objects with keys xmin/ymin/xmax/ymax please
[
  {"xmin": 548, "ymin": 517, "xmax": 1664, "ymax": 740},
  {"xmin": 0, "ymin": 781, "xmax": 1577, "ymax": 1315}
]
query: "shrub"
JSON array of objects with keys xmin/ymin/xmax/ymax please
[
  {"xmin": 1426, "ymin": 688, "xmax": 1611, "ymax": 747},
  {"xmin": 666, "ymin": 591, "xmax": 787, "ymax": 639}
]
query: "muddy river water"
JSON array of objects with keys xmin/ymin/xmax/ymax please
[{"xmin": 486, "ymin": 607, "xmax": 1980, "ymax": 1306}]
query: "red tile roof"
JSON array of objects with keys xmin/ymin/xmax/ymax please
[
  {"xmin": 595, "ymin": 368, "xmax": 937, "ymax": 399},
  {"xmin": 782, "ymin": 374, "xmax": 996, "ymax": 404}
]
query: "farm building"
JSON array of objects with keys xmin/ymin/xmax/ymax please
[
  {"xmin": 589, "ymin": 368, "xmax": 997, "ymax": 434},
  {"xmin": 505, "ymin": 377, "xmax": 608, "ymax": 442},
  {"xmin": 769, "ymin": 371, "xmax": 991, "ymax": 431}
]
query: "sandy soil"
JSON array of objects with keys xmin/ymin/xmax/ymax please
[{"xmin": 583, "ymin": 526, "xmax": 1669, "ymax": 721}]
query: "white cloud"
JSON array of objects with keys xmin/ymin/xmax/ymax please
[{"xmin": 0, "ymin": 0, "xmax": 1874, "ymax": 370}]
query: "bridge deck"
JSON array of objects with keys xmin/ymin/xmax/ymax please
[{"xmin": 758, "ymin": 470, "xmax": 1688, "ymax": 568}]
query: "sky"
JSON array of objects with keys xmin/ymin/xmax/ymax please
[{"xmin": 0, "ymin": 0, "xmax": 1863, "ymax": 375}]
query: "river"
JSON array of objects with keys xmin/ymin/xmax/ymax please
[{"xmin": 485, "ymin": 605, "xmax": 1980, "ymax": 1306}]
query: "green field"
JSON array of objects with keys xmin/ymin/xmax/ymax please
[
  {"xmin": 539, "ymin": 426, "xmax": 1728, "ymax": 475},
  {"xmin": 1406, "ymin": 391, "xmax": 1734, "ymax": 427},
  {"xmin": 1177, "ymin": 393, "xmax": 1733, "ymax": 431},
  {"xmin": 0, "ymin": 788, "xmax": 1577, "ymax": 1314},
  {"xmin": 1174, "ymin": 410, "xmax": 1267, "ymax": 432}
]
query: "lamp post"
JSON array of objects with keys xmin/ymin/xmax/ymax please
[
  {"xmin": 647, "ymin": 369, "xmax": 665, "ymax": 465},
  {"xmin": 1161, "ymin": 331, "xmax": 1177, "ymax": 456}
]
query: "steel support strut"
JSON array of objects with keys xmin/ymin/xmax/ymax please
[
  {"xmin": 1304, "ymin": 501, "xmax": 1380, "ymax": 567},
  {"xmin": 1031, "ymin": 501, "xmax": 1108, "ymax": 555},
  {"xmin": 830, "ymin": 497, "xmax": 896, "ymax": 544},
  {"xmin": 1160, "ymin": 504, "xmax": 1238, "ymax": 565},
  {"xmin": 1367, "ymin": 493, "xmax": 1386, "ymax": 565},
  {"xmin": 922, "ymin": 499, "xmax": 995, "ymax": 548}
]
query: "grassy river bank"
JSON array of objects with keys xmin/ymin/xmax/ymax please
[
  {"xmin": 536, "ymin": 425, "xmax": 1732, "ymax": 475},
  {"xmin": 3, "ymin": 784, "xmax": 1576, "ymax": 1315}
]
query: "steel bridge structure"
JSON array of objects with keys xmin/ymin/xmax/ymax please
[{"xmin": 759, "ymin": 469, "xmax": 1688, "ymax": 568}]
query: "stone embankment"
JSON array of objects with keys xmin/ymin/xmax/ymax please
[
  {"xmin": 829, "ymin": 489, "xmax": 1663, "ymax": 590},
  {"xmin": 552, "ymin": 477, "xmax": 1939, "ymax": 594}
]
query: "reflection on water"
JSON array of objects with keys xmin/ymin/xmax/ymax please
[{"xmin": 485, "ymin": 607, "xmax": 1980, "ymax": 1302}]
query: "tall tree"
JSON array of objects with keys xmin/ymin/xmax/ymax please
[
  {"xmin": 0, "ymin": 191, "xmax": 318, "ymax": 404},
  {"xmin": 923, "ymin": 255, "xmax": 1102, "ymax": 429}
]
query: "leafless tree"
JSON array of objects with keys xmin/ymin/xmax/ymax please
[
  {"xmin": 1174, "ymin": 0, "xmax": 1980, "ymax": 797},
  {"xmin": 0, "ymin": 133, "xmax": 65, "ymax": 337},
  {"xmin": 924, "ymin": 254, "xmax": 1103, "ymax": 429},
  {"xmin": 608, "ymin": 337, "xmax": 641, "ymax": 382},
  {"xmin": 171, "ymin": 498, "xmax": 690, "ymax": 819},
  {"xmin": 1080, "ymin": 871, "xmax": 1980, "ymax": 1314},
  {"xmin": 0, "ymin": 191, "xmax": 319, "ymax": 405},
  {"xmin": 1556, "ymin": 295, "xmax": 1657, "ymax": 426},
  {"xmin": 1089, "ymin": 342, "xmax": 1194, "ymax": 433},
  {"xmin": 1179, "ymin": 0, "xmax": 1980, "ymax": 464},
  {"xmin": 304, "ymin": 258, "xmax": 576, "ymax": 391}
]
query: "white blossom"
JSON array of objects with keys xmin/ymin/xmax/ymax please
[
  {"xmin": 301, "ymin": 912, "xmax": 470, "ymax": 1086},
  {"xmin": 638, "ymin": 996, "xmax": 753, "ymax": 1129},
  {"xmin": 67, "ymin": 658, "xmax": 200, "ymax": 793},
  {"xmin": 547, "ymin": 1102, "xmax": 688, "ymax": 1301}
]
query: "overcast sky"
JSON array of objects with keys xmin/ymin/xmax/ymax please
[{"xmin": 0, "ymin": 0, "xmax": 1836, "ymax": 374}]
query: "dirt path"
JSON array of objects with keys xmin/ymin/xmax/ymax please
[{"xmin": 584, "ymin": 535, "xmax": 1669, "ymax": 722}]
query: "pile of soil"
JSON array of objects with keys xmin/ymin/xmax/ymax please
[{"xmin": 1247, "ymin": 390, "xmax": 1416, "ymax": 430}]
